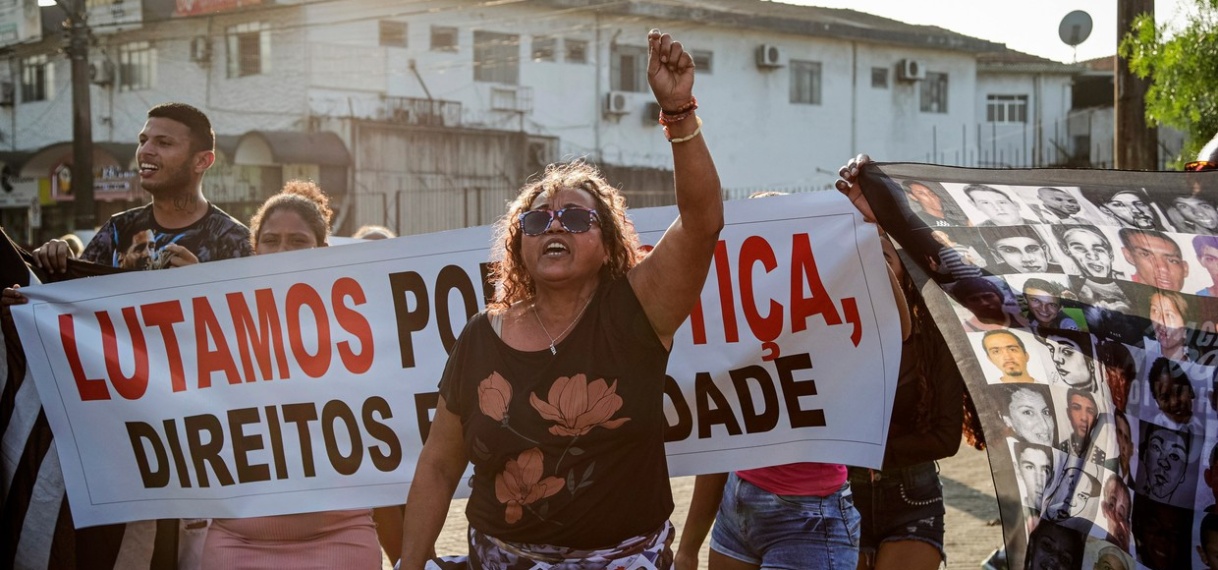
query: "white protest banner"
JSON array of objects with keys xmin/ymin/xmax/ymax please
[{"xmin": 11, "ymin": 191, "xmax": 900, "ymax": 527}]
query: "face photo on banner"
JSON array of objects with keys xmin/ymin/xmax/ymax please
[
  {"xmin": 1041, "ymin": 459, "xmax": 1102, "ymax": 530},
  {"xmin": 1132, "ymin": 496, "xmax": 1194, "ymax": 569},
  {"xmin": 1191, "ymin": 235, "xmax": 1218, "ymax": 298},
  {"xmin": 1096, "ymin": 471, "xmax": 1134, "ymax": 554},
  {"xmin": 1078, "ymin": 186, "xmax": 1169, "ymax": 231},
  {"xmin": 1011, "ymin": 438, "xmax": 1057, "ymax": 516},
  {"xmin": 1135, "ymin": 420, "xmax": 1201, "ymax": 509},
  {"xmin": 947, "ymin": 275, "xmax": 1030, "ymax": 332},
  {"xmin": 1082, "ymin": 538, "xmax": 1135, "ymax": 570},
  {"xmin": 1195, "ymin": 511, "xmax": 1218, "ymax": 569},
  {"xmin": 1154, "ymin": 183, "xmax": 1218, "ymax": 236},
  {"xmin": 1011, "ymin": 185, "xmax": 1104, "ymax": 227},
  {"xmin": 1053, "ymin": 225, "xmax": 1133, "ymax": 282},
  {"xmin": 973, "ymin": 328, "xmax": 1049, "ymax": 385},
  {"xmin": 1117, "ymin": 228, "xmax": 1208, "ymax": 293},
  {"xmin": 1137, "ymin": 356, "xmax": 1211, "ymax": 436},
  {"xmin": 1036, "ymin": 330, "xmax": 1099, "ymax": 392},
  {"xmin": 1005, "ymin": 274, "xmax": 1082, "ymax": 335},
  {"xmin": 996, "ymin": 383, "xmax": 1058, "ymax": 447},
  {"xmin": 895, "ymin": 178, "xmax": 970, "ymax": 227},
  {"xmin": 947, "ymin": 182, "xmax": 1043, "ymax": 227},
  {"xmin": 974, "ymin": 225, "xmax": 1065, "ymax": 275}
]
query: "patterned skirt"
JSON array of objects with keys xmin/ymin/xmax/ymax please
[{"xmin": 425, "ymin": 521, "xmax": 674, "ymax": 570}]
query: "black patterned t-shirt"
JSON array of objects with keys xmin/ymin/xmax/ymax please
[
  {"xmin": 439, "ymin": 277, "xmax": 674, "ymax": 549},
  {"xmin": 82, "ymin": 202, "xmax": 252, "ymax": 268}
]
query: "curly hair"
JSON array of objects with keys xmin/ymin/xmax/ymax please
[
  {"xmin": 250, "ymin": 180, "xmax": 333, "ymax": 247},
  {"xmin": 489, "ymin": 161, "xmax": 640, "ymax": 309}
]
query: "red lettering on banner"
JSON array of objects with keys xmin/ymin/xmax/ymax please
[
  {"xmin": 690, "ymin": 234, "xmax": 863, "ymax": 353},
  {"xmin": 227, "ymin": 289, "xmax": 290, "ymax": 382},
  {"xmin": 141, "ymin": 301, "xmax": 187, "ymax": 393},
  {"xmin": 98, "ymin": 307, "xmax": 150, "ymax": 399},
  {"xmin": 739, "ymin": 236, "xmax": 783, "ymax": 360},
  {"xmin": 193, "ymin": 297, "xmax": 242, "ymax": 389},
  {"xmin": 286, "ymin": 283, "xmax": 332, "ymax": 378},
  {"xmin": 332, "ymin": 277, "xmax": 373, "ymax": 374},
  {"xmin": 59, "ymin": 313, "xmax": 110, "ymax": 401}
]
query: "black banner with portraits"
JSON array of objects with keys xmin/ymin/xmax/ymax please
[{"xmin": 859, "ymin": 164, "xmax": 1218, "ymax": 570}]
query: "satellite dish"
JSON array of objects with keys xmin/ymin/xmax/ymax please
[{"xmin": 1058, "ymin": 10, "xmax": 1093, "ymax": 47}]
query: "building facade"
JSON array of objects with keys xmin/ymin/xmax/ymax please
[{"xmin": 0, "ymin": 0, "xmax": 1079, "ymax": 243}]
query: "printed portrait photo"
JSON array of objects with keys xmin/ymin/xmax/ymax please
[
  {"xmin": 944, "ymin": 182, "xmax": 1043, "ymax": 227},
  {"xmin": 1079, "ymin": 186, "xmax": 1168, "ymax": 231},
  {"xmin": 977, "ymin": 225, "xmax": 1062, "ymax": 275},
  {"xmin": 1132, "ymin": 497, "xmax": 1194, "ymax": 570},
  {"xmin": 1134, "ymin": 421, "xmax": 1201, "ymax": 510},
  {"xmin": 895, "ymin": 178, "xmax": 970, "ymax": 227},
  {"xmin": 994, "ymin": 383, "xmax": 1058, "ymax": 447},
  {"xmin": 948, "ymin": 276, "xmax": 1029, "ymax": 332},
  {"xmin": 974, "ymin": 328, "xmax": 1050, "ymax": 385},
  {"xmin": 1011, "ymin": 185, "xmax": 1103, "ymax": 227}
]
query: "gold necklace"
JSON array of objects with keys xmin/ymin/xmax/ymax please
[{"xmin": 531, "ymin": 294, "xmax": 595, "ymax": 355}]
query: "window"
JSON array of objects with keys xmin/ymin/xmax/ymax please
[
  {"xmin": 380, "ymin": 21, "xmax": 407, "ymax": 48},
  {"xmin": 531, "ymin": 36, "xmax": 556, "ymax": 62},
  {"xmin": 789, "ymin": 60, "xmax": 822, "ymax": 105},
  {"xmin": 21, "ymin": 54, "xmax": 51, "ymax": 102},
  {"xmin": 226, "ymin": 22, "xmax": 271, "ymax": 78},
  {"xmin": 986, "ymin": 94, "xmax": 1028, "ymax": 123},
  {"xmin": 473, "ymin": 31, "xmax": 519, "ymax": 84},
  {"xmin": 610, "ymin": 44, "xmax": 647, "ymax": 92},
  {"xmin": 920, "ymin": 72, "xmax": 948, "ymax": 113},
  {"xmin": 691, "ymin": 50, "xmax": 712, "ymax": 74},
  {"xmin": 564, "ymin": 39, "xmax": 587, "ymax": 63},
  {"xmin": 118, "ymin": 41, "xmax": 156, "ymax": 92},
  {"xmin": 870, "ymin": 66, "xmax": 888, "ymax": 89},
  {"xmin": 431, "ymin": 26, "xmax": 457, "ymax": 51}
]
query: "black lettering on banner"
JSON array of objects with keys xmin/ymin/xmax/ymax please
[
  {"xmin": 363, "ymin": 396, "xmax": 403, "ymax": 471},
  {"xmin": 322, "ymin": 401, "xmax": 363, "ymax": 476},
  {"xmin": 415, "ymin": 392, "xmax": 440, "ymax": 444},
  {"xmin": 663, "ymin": 376, "xmax": 693, "ymax": 442},
  {"xmin": 730, "ymin": 365, "xmax": 780, "ymax": 433},
  {"xmin": 435, "ymin": 265, "xmax": 479, "ymax": 354},
  {"xmin": 163, "ymin": 418, "xmax": 191, "ymax": 487},
  {"xmin": 265, "ymin": 405, "xmax": 289, "ymax": 480},
  {"xmin": 127, "ymin": 421, "xmax": 170, "ymax": 488},
  {"xmin": 183, "ymin": 414, "xmax": 236, "ymax": 487},
  {"xmin": 695, "ymin": 372, "xmax": 743, "ymax": 438},
  {"xmin": 229, "ymin": 407, "xmax": 271, "ymax": 484},
  {"xmin": 388, "ymin": 271, "xmax": 429, "ymax": 369},
  {"xmin": 478, "ymin": 262, "xmax": 496, "ymax": 306},
  {"xmin": 775, "ymin": 353, "xmax": 825, "ymax": 428},
  {"xmin": 282, "ymin": 403, "xmax": 320, "ymax": 477}
]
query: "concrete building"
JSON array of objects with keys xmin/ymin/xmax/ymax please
[{"xmin": 0, "ymin": 0, "xmax": 1079, "ymax": 243}]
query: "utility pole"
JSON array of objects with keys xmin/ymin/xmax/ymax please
[
  {"xmin": 64, "ymin": 0, "xmax": 94, "ymax": 229},
  {"xmin": 1115, "ymin": 0, "xmax": 1157, "ymax": 170}
]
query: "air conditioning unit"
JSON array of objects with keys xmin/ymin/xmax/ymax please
[
  {"xmin": 0, "ymin": 81, "xmax": 13, "ymax": 106},
  {"xmin": 643, "ymin": 101, "xmax": 662, "ymax": 126},
  {"xmin": 756, "ymin": 44, "xmax": 782, "ymax": 68},
  {"xmin": 897, "ymin": 59, "xmax": 925, "ymax": 81},
  {"xmin": 604, "ymin": 91, "xmax": 632, "ymax": 115},
  {"xmin": 190, "ymin": 36, "xmax": 212, "ymax": 63},
  {"xmin": 89, "ymin": 60, "xmax": 115, "ymax": 86}
]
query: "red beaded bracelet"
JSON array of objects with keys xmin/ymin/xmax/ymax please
[{"xmin": 658, "ymin": 97, "xmax": 698, "ymax": 126}]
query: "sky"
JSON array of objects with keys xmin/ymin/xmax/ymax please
[{"xmin": 781, "ymin": 0, "xmax": 1195, "ymax": 64}]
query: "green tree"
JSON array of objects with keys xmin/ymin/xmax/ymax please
[{"xmin": 1119, "ymin": 0, "xmax": 1218, "ymax": 165}]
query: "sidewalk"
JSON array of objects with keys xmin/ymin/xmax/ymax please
[{"xmin": 411, "ymin": 442, "xmax": 1003, "ymax": 569}]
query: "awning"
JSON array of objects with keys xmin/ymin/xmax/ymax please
[
  {"xmin": 19, "ymin": 141, "xmax": 134, "ymax": 178},
  {"xmin": 233, "ymin": 131, "xmax": 351, "ymax": 167}
]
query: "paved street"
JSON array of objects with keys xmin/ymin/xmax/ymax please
[{"xmin": 402, "ymin": 441, "xmax": 1004, "ymax": 569}]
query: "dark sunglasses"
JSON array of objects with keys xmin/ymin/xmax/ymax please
[
  {"xmin": 519, "ymin": 207, "xmax": 600, "ymax": 236},
  {"xmin": 1185, "ymin": 160, "xmax": 1217, "ymax": 172}
]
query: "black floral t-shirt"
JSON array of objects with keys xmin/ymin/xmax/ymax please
[
  {"xmin": 439, "ymin": 277, "xmax": 673, "ymax": 549},
  {"xmin": 82, "ymin": 203, "xmax": 252, "ymax": 269}
]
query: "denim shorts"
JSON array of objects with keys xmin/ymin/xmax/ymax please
[
  {"xmin": 847, "ymin": 461, "xmax": 946, "ymax": 562},
  {"xmin": 710, "ymin": 473, "xmax": 861, "ymax": 570}
]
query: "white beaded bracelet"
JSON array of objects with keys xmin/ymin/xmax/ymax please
[{"xmin": 668, "ymin": 116, "xmax": 703, "ymax": 144}]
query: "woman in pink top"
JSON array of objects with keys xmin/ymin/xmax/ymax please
[{"xmin": 200, "ymin": 182, "xmax": 382, "ymax": 570}]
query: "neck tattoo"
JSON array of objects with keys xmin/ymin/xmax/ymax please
[{"xmin": 532, "ymin": 293, "xmax": 595, "ymax": 355}]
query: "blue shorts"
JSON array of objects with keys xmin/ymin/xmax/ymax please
[
  {"xmin": 847, "ymin": 461, "xmax": 946, "ymax": 562},
  {"xmin": 710, "ymin": 473, "xmax": 860, "ymax": 570}
]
